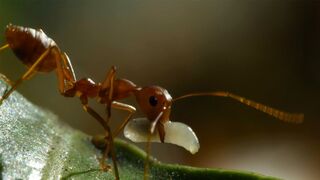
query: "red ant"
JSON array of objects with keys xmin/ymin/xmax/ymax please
[{"xmin": 0, "ymin": 24, "xmax": 304, "ymax": 180}]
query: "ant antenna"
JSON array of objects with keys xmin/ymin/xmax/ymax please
[{"xmin": 173, "ymin": 91, "xmax": 304, "ymax": 123}]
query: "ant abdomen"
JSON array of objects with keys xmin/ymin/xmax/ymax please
[{"xmin": 5, "ymin": 24, "xmax": 58, "ymax": 72}]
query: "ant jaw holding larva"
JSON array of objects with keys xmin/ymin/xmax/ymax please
[
  {"xmin": 134, "ymin": 86, "xmax": 174, "ymax": 142},
  {"xmin": 124, "ymin": 86, "xmax": 201, "ymax": 154},
  {"xmin": 134, "ymin": 86, "xmax": 173, "ymax": 123}
]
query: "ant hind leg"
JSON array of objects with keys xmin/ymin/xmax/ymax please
[
  {"xmin": 0, "ymin": 44, "xmax": 9, "ymax": 52},
  {"xmin": 0, "ymin": 74, "xmax": 13, "ymax": 86},
  {"xmin": 54, "ymin": 51, "xmax": 77, "ymax": 94},
  {"xmin": 0, "ymin": 74, "xmax": 13, "ymax": 104},
  {"xmin": 0, "ymin": 48, "xmax": 51, "ymax": 104},
  {"xmin": 0, "ymin": 44, "xmax": 11, "ymax": 103}
]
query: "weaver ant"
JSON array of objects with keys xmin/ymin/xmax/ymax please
[{"xmin": 0, "ymin": 24, "xmax": 304, "ymax": 180}]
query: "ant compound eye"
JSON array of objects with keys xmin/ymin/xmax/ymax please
[{"xmin": 149, "ymin": 96, "xmax": 158, "ymax": 107}]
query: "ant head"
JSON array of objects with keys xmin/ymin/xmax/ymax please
[{"xmin": 135, "ymin": 86, "xmax": 172, "ymax": 124}]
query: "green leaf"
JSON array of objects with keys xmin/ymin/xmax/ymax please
[{"xmin": 0, "ymin": 79, "xmax": 279, "ymax": 180}]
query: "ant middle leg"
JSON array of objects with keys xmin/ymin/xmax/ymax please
[
  {"xmin": 111, "ymin": 101, "xmax": 136, "ymax": 137},
  {"xmin": 80, "ymin": 96, "xmax": 120, "ymax": 180},
  {"xmin": 54, "ymin": 53, "xmax": 120, "ymax": 177}
]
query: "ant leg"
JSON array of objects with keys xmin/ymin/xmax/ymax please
[
  {"xmin": 80, "ymin": 96, "xmax": 119, "ymax": 180},
  {"xmin": 0, "ymin": 48, "xmax": 51, "ymax": 104},
  {"xmin": 0, "ymin": 44, "xmax": 9, "ymax": 52},
  {"xmin": 144, "ymin": 133, "xmax": 152, "ymax": 180},
  {"xmin": 61, "ymin": 52, "xmax": 76, "ymax": 82},
  {"xmin": 111, "ymin": 101, "xmax": 136, "ymax": 137},
  {"xmin": 0, "ymin": 74, "xmax": 14, "ymax": 102},
  {"xmin": 82, "ymin": 104, "xmax": 111, "ymax": 170},
  {"xmin": 100, "ymin": 66, "xmax": 117, "ymax": 121},
  {"xmin": 101, "ymin": 66, "xmax": 116, "ymax": 90},
  {"xmin": 0, "ymin": 74, "xmax": 13, "ymax": 86},
  {"xmin": 0, "ymin": 44, "xmax": 13, "ymax": 96},
  {"xmin": 111, "ymin": 101, "xmax": 153, "ymax": 180},
  {"xmin": 53, "ymin": 50, "xmax": 77, "ymax": 94}
]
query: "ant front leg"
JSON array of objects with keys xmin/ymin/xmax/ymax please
[
  {"xmin": 0, "ymin": 47, "xmax": 52, "ymax": 104},
  {"xmin": 80, "ymin": 96, "xmax": 120, "ymax": 180},
  {"xmin": 111, "ymin": 101, "xmax": 136, "ymax": 137},
  {"xmin": 90, "ymin": 101, "xmax": 134, "ymax": 152}
]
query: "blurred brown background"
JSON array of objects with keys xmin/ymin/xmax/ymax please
[{"xmin": 0, "ymin": 1, "xmax": 319, "ymax": 180}]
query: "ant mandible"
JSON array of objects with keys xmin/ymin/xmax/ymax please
[{"xmin": 0, "ymin": 24, "xmax": 304, "ymax": 180}]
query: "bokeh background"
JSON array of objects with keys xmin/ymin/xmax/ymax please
[{"xmin": 0, "ymin": 1, "xmax": 319, "ymax": 180}]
